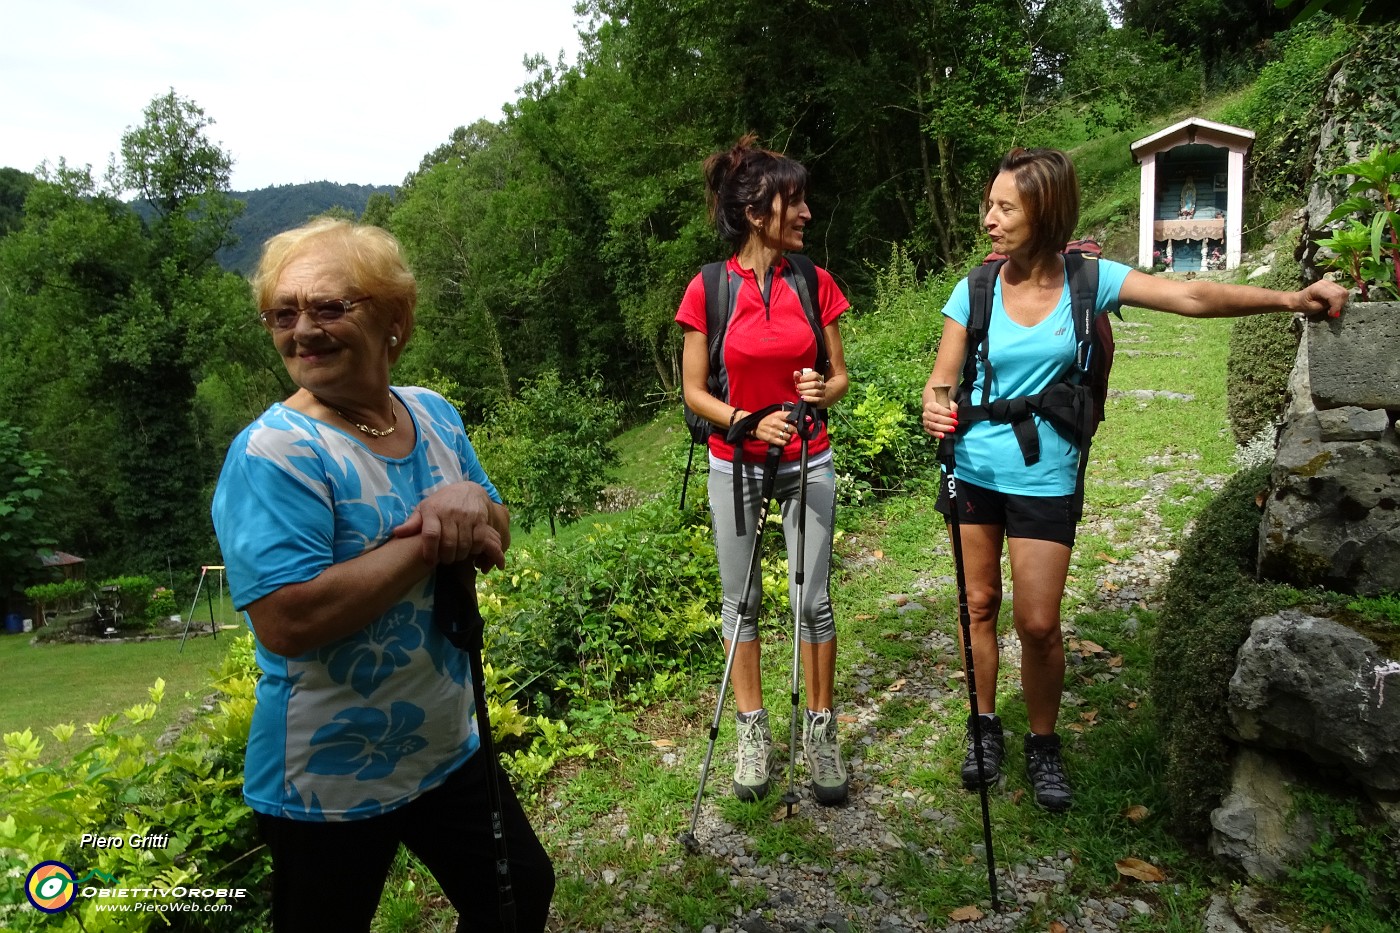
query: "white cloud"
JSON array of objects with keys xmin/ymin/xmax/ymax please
[{"xmin": 0, "ymin": 0, "xmax": 584, "ymax": 189}]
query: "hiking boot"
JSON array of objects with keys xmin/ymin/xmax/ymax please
[
  {"xmin": 1025, "ymin": 732, "xmax": 1073, "ymax": 812},
  {"xmin": 960, "ymin": 713, "xmax": 1005, "ymax": 790},
  {"xmin": 803, "ymin": 709, "xmax": 849, "ymax": 805},
  {"xmin": 733, "ymin": 709, "xmax": 776, "ymax": 801}
]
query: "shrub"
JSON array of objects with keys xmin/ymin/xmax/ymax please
[
  {"xmin": 1225, "ymin": 251, "xmax": 1304, "ymax": 445},
  {"xmin": 483, "ymin": 497, "xmax": 725, "ymax": 710},
  {"xmin": 1150, "ymin": 464, "xmax": 1285, "ymax": 838},
  {"xmin": 0, "ymin": 636, "xmax": 269, "ymax": 931},
  {"xmin": 99, "ymin": 575, "xmax": 156, "ymax": 629},
  {"xmin": 22, "ymin": 579, "xmax": 88, "ymax": 624},
  {"xmin": 147, "ymin": 586, "xmax": 178, "ymax": 622}
]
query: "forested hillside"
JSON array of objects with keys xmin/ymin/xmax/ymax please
[
  {"xmin": 217, "ymin": 181, "xmax": 398, "ymax": 274},
  {"xmin": 0, "ymin": 0, "xmax": 1388, "ymax": 593}
]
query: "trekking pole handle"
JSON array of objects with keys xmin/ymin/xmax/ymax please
[
  {"xmin": 788, "ymin": 399, "xmax": 817, "ymax": 442},
  {"xmin": 929, "ymin": 384, "xmax": 957, "ymax": 471}
]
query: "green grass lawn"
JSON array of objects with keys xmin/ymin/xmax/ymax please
[{"xmin": 0, "ymin": 614, "xmax": 243, "ymax": 760}]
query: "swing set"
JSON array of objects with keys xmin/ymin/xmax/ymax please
[{"xmin": 178, "ymin": 564, "xmax": 225, "ymax": 652}]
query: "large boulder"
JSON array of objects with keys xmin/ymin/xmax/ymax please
[
  {"xmin": 1227, "ymin": 612, "xmax": 1400, "ymax": 792},
  {"xmin": 1257, "ymin": 408, "xmax": 1400, "ymax": 596}
]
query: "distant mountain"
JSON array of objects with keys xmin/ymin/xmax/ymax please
[{"xmin": 219, "ymin": 181, "xmax": 397, "ymax": 275}]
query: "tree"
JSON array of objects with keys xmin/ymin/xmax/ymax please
[
  {"xmin": 0, "ymin": 167, "xmax": 34, "ymax": 237},
  {"xmin": 0, "ymin": 422, "xmax": 64, "ymax": 609},
  {"xmin": 478, "ymin": 370, "xmax": 623, "ymax": 536},
  {"xmin": 0, "ymin": 93, "xmax": 258, "ymax": 576}
]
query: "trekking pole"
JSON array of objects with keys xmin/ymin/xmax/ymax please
[
  {"xmin": 781, "ymin": 399, "xmax": 817, "ymax": 819},
  {"xmin": 931, "ymin": 384, "xmax": 1000, "ymax": 911},
  {"xmin": 679, "ymin": 414, "xmax": 785, "ymax": 854},
  {"xmin": 434, "ymin": 565, "xmax": 518, "ymax": 933},
  {"xmin": 680, "ymin": 440, "xmax": 697, "ymax": 511}
]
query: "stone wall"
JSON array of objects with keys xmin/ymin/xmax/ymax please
[{"xmin": 1212, "ymin": 304, "xmax": 1399, "ymax": 879}]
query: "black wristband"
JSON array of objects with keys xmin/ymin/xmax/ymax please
[{"xmin": 728, "ymin": 408, "xmax": 741, "ymax": 427}]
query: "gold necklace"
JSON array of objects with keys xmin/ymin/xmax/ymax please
[{"xmin": 325, "ymin": 399, "xmax": 397, "ymax": 437}]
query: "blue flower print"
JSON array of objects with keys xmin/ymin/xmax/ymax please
[
  {"xmin": 306, "ymin": 701, "xmax": 430, "ymax": 781},
  {"xmin": 280, "ymin": 783, "xmax": 327, "ymax": 821},
  {"xmin": 320, "ymin": 602, "xmax": 424, "ymax": 698}
]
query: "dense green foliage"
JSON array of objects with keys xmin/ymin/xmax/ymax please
[
  {"xmin": 0, "ymin": 646, "xmax": 266, "ymax": 931},
  {"xmin": 1217, "ymin": 18, "xmax": 1353, "ymax": 232},
  {"xmin": 476, "ymin": 370, "xmax": 624, "ymax": 535},
  {"xmin": 0, "ymin": 92, "xmax": 270, "ymax": 581},
  {"xmin": 1280, "ymin": 789, "xmax": 1400, "ymax": 932},
  {"xmin": 0, "ymin": 422, "xmax": 63, "ymax": 606}
]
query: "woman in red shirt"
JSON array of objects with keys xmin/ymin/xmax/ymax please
[{"xmin": 676, "ymin": 135, "xmax": 851, "ymax": 805}]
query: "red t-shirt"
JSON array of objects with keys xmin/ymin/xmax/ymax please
[{"xmin": 676, "ymin": 255, "xmax": 849, "ymax": 464}]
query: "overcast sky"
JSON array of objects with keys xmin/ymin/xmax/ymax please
[{"xmin": 1, "ymin": 0, "xmax": 586, "ymax": 191}]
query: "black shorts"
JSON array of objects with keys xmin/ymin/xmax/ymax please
[{"xmin": 934, "ymin": 476, "xmax": 1081, "ymax": 546}]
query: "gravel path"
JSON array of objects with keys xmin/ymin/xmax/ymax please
[{"xmin": 541, "ymin": 457, "xmax": 1261, "ymax": 933}]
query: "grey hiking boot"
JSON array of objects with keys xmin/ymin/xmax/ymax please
[
  {"xmin": 733, "ymin": 709, "xmax": 776, "ymax": 801},
  {"xmin": 961, "ymin": 713, "xmax": 1005, "ymax": 790},
  {"xmin": 803, "ymin": 708, "xmax": 849, "ymax": 805},
  {"xmin": 1025, "ymin": 732, "xmax": 1073, "ymax": 812}
]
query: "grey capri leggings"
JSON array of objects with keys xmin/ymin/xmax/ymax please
[{"xmin": 708, "ymin": 460, "xmax": 837, "ymax": 644}]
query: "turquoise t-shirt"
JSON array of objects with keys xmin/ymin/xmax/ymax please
[
  {"xmin": 211, "ymin": 386, "xmax": 500, "ymax": 821},
  {"xmin": 941, "ymin": 258, "xmax": 1132, "ymax": 496}
]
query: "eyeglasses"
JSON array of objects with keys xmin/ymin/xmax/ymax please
[{"xmin": 258, "ymin": 297, "xmax": 372, "ymax": 331}]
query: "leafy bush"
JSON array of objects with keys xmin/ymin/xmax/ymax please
[
  {"xmin": 828, "ymin": 246, "xmax": 954, "ymax": 500},
  {"xmin": 1150, "ymin": 464, "xmax": 1290, "ymax": 838},
  {"xmin": 1280, "ymin": 789, "xmax": 1400, "ymax": 932},
  {"xmin": 22, "ymin": 579, "xmax": 88, "ymax": 622},
  {"xmin": 1317, "ymin": 143, "xmax": 1399, "ymax": 300},
  {"xmin": 1225, "ymin": 251, "xmax": 1304, "ymax": 445},
  {"xmin": 147, "ymin": 586, "xmax": 178, "ymax": 622},
  {"xmin": 483, "ymin": 497, "xmax": 725, "ymax": 710},
  {"xmin": 0, "ymin": 636, "xmax": 269, "ymax": 931},
  {"xmin": 99, "ymin": 575, "xmax": 156, "ymax": 629},
  {"xmin": 476, "ymin": 370, "xmax": 623, "ymax": 535}
]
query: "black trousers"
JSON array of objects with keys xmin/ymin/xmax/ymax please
[{"xmin": 255, "ymin": 750, "xmax": 554, "ymax": 932}]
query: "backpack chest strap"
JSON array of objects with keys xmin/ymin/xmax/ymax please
[{"xmin": 957, "ymin": 382, "xmax": 1094, "ymax": 467}]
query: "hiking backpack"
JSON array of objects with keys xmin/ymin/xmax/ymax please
[
  {"xmin": 957, "ymin": 239, "xmax": 1120, "ymax": 472},
  {"xmin": 679, "ymin": 254, "xmax": 828, "ymax": 509}
]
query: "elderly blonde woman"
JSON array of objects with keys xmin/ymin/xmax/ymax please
[{"xmin": 212, "ymin": 219, "xmax": 553, "ymax": 932}]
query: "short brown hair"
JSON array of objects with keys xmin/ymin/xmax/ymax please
[
  {"xmin": 251, "ymin": 218, "xmax": 417, "ymax": 363},
  {"xmin": 985, "ymin": 148, "xmax": 1080, "ymax": 259}
]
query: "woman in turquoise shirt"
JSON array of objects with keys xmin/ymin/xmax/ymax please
[{"xmin": 920, "ymin": 147, "xmax": 1346, "ymax": 812}]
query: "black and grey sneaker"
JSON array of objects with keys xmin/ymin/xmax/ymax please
[
  {"xmin": 1024, "ymin": 732, "xmax": 1073, "ymax": 812},
  {"xmin": 960, "ymin": 713, "xmax": 1005, "ymax": 790}
]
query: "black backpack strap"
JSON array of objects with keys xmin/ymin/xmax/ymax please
[
  {"xmin": 1064, "ymin": 251, "xmax": 1100, "ymax": 375},
  {"xmin": 963, "ymin": 261, "xmax": 1003, "ymax": 411},
  {"xmin": 782, "ymin": 254, "xmax": 831, "ymax": 427},
  {"xmin": 783, "ymin": 254, "xmax": 828, "ymax": 376},
  {"xmin": 700, "ymin": 261, "xmax": 738, "ymax": 402}
]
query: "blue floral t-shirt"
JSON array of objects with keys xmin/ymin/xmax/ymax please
[{"xmin": 211, "ymin": 387, "xmax": 500, "ymax": 821}]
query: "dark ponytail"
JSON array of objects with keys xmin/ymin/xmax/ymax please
[{"xmin": 702, "ymin": 134, "xmax": 808, "ymax": 249}]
